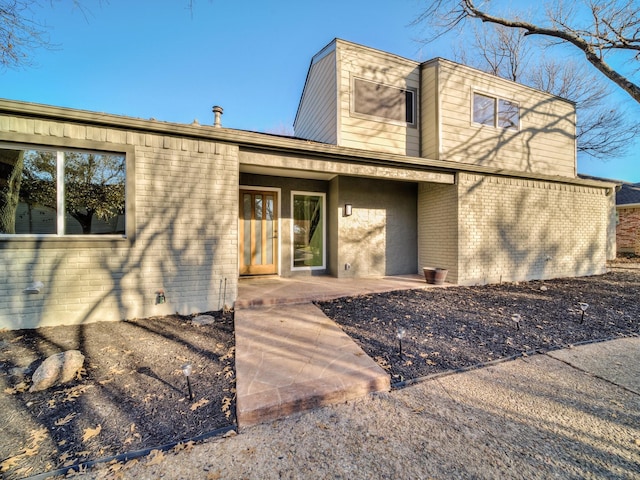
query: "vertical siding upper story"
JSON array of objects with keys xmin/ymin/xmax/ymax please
[
  {"xmin": 337, "ymin": 40, "xmax": 421, "ymax": 157},
  {"xmin": 424, "ymin": 59, "xmax": 577, "ymax": 177},
  {"xmin": 293, "ymin": 44, "xmax": 338, "ymax": 144},
  {"xmin": 420, "ymin": 61, "xmax": 439, "ymax": 159}
]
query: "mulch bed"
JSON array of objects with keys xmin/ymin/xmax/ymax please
[
  {"xmin": 1, "ymin": 268, "xmax": 639, "ymax": 479},
  {"xmin": 317, "ymin": 270, "xmax": 640, "ymax": 384},
  {"xmin": 0, "ymin": 312, "xmax": 235, "ymax": 480}
]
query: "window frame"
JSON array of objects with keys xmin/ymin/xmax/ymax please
[
  {"xmin": 290, "ymin": 191, "xmax": 326, "ymax": 271},
  {"xmin": 472, "ymin": 91, "xmax": 520, "ymax": 131},
  {"xmin": 0, "ymin": 134, "xmax": 134, "ymax": 248},
  {"xmin": 351, "ymin": 76, "xmax": 418, "ymax": 128}
]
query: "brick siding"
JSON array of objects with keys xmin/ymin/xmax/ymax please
[
  {"xmin": 0, "ymin": 114, "xmax": 239, "ymax": 329},
  {"xmin": 617, "ymin": 206, "xmax": 640, "ymax": 254},
  {"xmin": 457, "ymin": 173, "xmax": 610, "ymax": 284},
  {"xmin": 420, "ymin": 173, "xmax": 611, "ymax": 286},
  {"xmin": 418, "ymin": 182, "xmax": 459, "ymax": 282}
]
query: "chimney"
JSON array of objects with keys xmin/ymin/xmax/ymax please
[{"xmin": 212, "ymin": 105, "xmax": 223, "ymax": 128}]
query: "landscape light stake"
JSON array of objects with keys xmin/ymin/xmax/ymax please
[
  {"xmin": 396, "ymin": 327, "xmax": 406, "ymax": 358},
  {"xmin": 182, "ymin": 363, "xmax": 194, "ymax": 401},
  {"xmin": 578, "ymin": 303, "xmax": 589, "ymax": 324},
  {"xmin": 511, "ymin": 314, "xmax": 521, "ymax": 331}
]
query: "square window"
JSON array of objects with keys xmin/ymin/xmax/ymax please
[
  {"xmin": 473, "ymin": 92, "xmax": 519, "ymax": 130},
  {"xmin": 473, "ymin": 93, "xmax": 495, "ymax": 126},
  {"xmin": 498, "ymin": 99, "xmax": 519, "ymax": 129}
]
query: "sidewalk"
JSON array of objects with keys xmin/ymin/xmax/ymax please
[{"xmin": 94, "ymin": 336, "xmax": 640, "ymax": 479}]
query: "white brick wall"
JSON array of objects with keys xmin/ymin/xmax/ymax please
[
  {"xmin": 418, "ymin": 174, "xmax": 612, "ymax": 286},
  {"xmin": 418, "ymin": 182, "xmax": 460, "ymax": 282},
  {"xmin": 0, "ymin": 115, "xmax": 239, "ymax": 329},
  {"xmin": 456, "ymin": 173, "xmax": 610, "ymax": 285},
  {"xmin": 0, "ymin": 108, "xmax": 614, "ymax": 328}
]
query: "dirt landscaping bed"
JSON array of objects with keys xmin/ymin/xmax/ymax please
[
  {"xmin": 1, "ymin": 269, "xmax": 639, "ymax": 479},
  {"xmin": 317, "ymin": 270, "xmax": 640, "ymax": 384},
  {"xmin": 0, "ymin": 313, "xmax": 235, "ymax": 479}
]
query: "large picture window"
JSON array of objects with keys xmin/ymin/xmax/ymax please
[
  {"xmin": 292, "ymin": 192, "xmax": 325, "ymax": 269},
  {"xmin": 353, "ymin": 78, "xmax": 416, "ymax": 125},
  {"xmin": 0, "ymin": 145, "xmax": 126, "ymax": 236},
  {"xmin": 473, "ymin": 92, "xmax": 519, "ymax": 130}
]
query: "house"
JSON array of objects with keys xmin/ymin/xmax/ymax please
[
  {"xmin": 616, "ymin": 182, "xmax": 640, "ymax": 255},
  {"xmin": 0, "ymin": 39, "xmax": 616, "ymax": 329}
]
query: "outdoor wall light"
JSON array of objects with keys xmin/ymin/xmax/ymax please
[
  {"xmin": 182, "ymin": 363, "xmax": 194, "ymax": 401},
  {"xmin": 344, "ymin": 204, "xmax": 353, "ymax": 216},
  {"xmin": 156, "ymin": 290, "xmax": 166, "ymax": 305}
]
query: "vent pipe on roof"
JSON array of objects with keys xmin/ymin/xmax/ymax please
[{"xmin": 212, "ymin": 105, "xmax": 223, "ymax": 127}]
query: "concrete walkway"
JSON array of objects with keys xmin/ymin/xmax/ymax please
[
  {"xmin": 548, "ymin": 336, "xmax": 640, "ymax": 394},
  {"xmin": 234, "ymin": 304, "xmax": 390, "ymax": 428},
  {"xmin": 104, "ymin": 336, "xmax": 640, "ymax": 479},
  {"xmin": 234, "ymin": 275, "xmax": 433, "ymax": 427}
]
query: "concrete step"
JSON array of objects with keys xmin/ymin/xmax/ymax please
[{"xmin": 235, "ymin": 303, "xmax": 390, "ymax": 429}]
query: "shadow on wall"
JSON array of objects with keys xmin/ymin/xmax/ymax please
[
  {"xmin": 438, "ymin": 66, "xmax": 576, "ymax": 175},
  {"xmin": 0, "ymin": 137, "xmax": 240, "ymax": 475},
  {"xmin": 338, "ymin": 177, "xmax": 418, "ymax": 277},
  {"xmin": 4, "ymin": 149, "xmax": 237, "ymax": 331},
  {"xmin": 342, "ymin": 62, "xmax": 421, "ymax": 158},
  {"xmin": 341, "ymin": 222, "xmax": 385, "ymax": 277},
  {"xmin": 459, "ymin": 177, "xmax": 606, "ymax": 284}
]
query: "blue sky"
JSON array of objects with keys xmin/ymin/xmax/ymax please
[{"xmin": 1, "ymin": 0, "xmax": 638, "ymax": 182}]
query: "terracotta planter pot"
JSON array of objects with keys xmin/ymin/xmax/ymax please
[{"xmin": 423, "ymin": 267, "xmax": 448, "ymax": 285}]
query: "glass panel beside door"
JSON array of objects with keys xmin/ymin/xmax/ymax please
[{"xmin": 292, "ymin": 192, "xmax": 325, "ymax": 269}]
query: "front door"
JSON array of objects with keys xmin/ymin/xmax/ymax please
[{"xmin": 239, "ymin": 189, "xmax": 278, "ymax": 275}]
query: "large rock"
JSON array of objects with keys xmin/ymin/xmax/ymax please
[
  {"xmin": 192, "ymin": 314, "xmax": 216, "ymax": 326},
  {"xmin": 29, "ymin": 350, "xmax": 85, "ymax": 392}
]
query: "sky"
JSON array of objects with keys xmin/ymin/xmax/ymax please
[{"xmin": 1, "ymin": 0, "xmax": 638, "ymax": 182}]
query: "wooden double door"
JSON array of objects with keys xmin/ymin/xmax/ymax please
[{"xmin": 239, "ymin": 189, "xmax": 278, "ymax": 275}]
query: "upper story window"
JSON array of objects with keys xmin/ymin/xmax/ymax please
[
  {"xmin": 0, "ymin": 144, "xmax": 126, "ymax": 237},
  {"xmin": 353, "ymin": 78, "xmax": 416, "ymax": 126},
  {"xmin": 473, "ymin": 92, "xmax": 519, "ymax": 130}
]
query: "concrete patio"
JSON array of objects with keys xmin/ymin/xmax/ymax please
[
  {"xmin": 234, "ymin": 275, "xmax": 438, "ymax": 428},
  {"xmin": 235, "ymin": 274, "xmax": 431, "ymax": 309}
]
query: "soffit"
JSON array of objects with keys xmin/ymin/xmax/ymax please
[{"xmin": 239, "ymin": 150, "xmax": 455, "ymax": 184}]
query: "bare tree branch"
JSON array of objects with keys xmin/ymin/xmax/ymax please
[
  {"xmin": 0, "ymin": 0, "xmax": 50, "ymax": 69},
  {"xmin": 0, "ymin": 1, "xmax": 104, "ymax": 70},
  {"xmin": 452, "ymin": 21, "xmax": 640, "ymax": 159},
  {"xmin": 418, "ymin": 0, "xmax": 640, "ymax": 103}
]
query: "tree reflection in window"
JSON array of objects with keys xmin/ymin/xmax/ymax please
[
  {"xmin": 293, "ymin": 194, "xmax": 324, "ymax": 268},
  {"xmin": 0, "ymin": 146, "xmax": 125, "ymax": 235}
]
